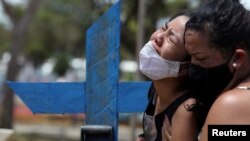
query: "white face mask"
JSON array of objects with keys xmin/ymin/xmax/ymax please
[{"xmin": 139, "ymin": 41, "xmax": 181, "ymax": 80}]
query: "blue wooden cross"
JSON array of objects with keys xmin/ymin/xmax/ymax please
[{"xmin": 8, "ymin": 1, "xmax": 151, "ymax": 140}]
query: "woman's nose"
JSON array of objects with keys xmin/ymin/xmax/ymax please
[
  {"xmin": 154, "ymin": 31, "xmax": 166, "ymax": 47},
  {"xmin": 154, "ymin": 35, "xmax": 163, "ymax": 47},
  {"xmin": 153, "ymin": 28, "xmax": 172, "ymax": 47}
]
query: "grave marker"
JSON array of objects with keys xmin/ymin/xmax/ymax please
[{"xmin": 8, "ymin": 1, "xmax": 151, "ymax": 140}]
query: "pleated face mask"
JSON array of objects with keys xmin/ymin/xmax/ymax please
[{"xmin": 139, "ymin": 41, "xmax": 181, "ymax": 80}]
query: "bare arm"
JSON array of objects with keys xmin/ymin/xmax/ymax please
[{"xmin": 163, "ymin": 98, "xmax": 198, "ymax": 141}]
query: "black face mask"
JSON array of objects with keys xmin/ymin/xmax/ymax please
[{"xmin": 188, "ymin": 63, "xmax": 233, "ymax": 105}]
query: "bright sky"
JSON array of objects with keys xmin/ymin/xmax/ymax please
[
  {"xmin": 241, "ymin": 0, "xmax": 250, "ymax": 10},
  {"xmin": 0, "ymin": 0, "xmax": 27, "ymax": 28}
]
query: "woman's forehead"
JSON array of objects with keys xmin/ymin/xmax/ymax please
[
  {"xmin": 168, "ymin": 16, "xmax": 189, "ymax": 43},
  {"xmin": 168, "ymin": 16, "xmax": 189, "ymax": 30},
  {"xmin": 185, "ymin": 30, "xmax": 211, "ymax": 54}
]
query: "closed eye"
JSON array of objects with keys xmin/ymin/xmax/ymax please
[
  {"xmin": 191, "ymin": 53, "xmax": 208, "ymax": 63},
  {"xmin": 169, "ymin": 36, "xmax": 178, "ymax": 45},
  {"xmin": 195, "ymin": 57, "xmax": 207, "ymax": 63}
]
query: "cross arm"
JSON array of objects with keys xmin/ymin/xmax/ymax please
[
  {"xmin": 8, "ymin": 82, "xmax": 85, "ymax": 114},
  {"xmin": 118, "ymin": 82, "xmax": 151, "ymax": 113},
  {"xmin": 7, "ymin": 81, "xmax": 151, "ymax": 114}
]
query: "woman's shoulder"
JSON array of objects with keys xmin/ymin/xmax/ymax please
[
  {"xmin": 173, "ymin": 97, "xmax": 197, "ymax": 118},
  {"xmin": 214, "ymin": 88, "xmax": 250, "ymax": 110},
  {"xmin": 206, "ymin": 87, "xmax": 250, "ymax": 124}
]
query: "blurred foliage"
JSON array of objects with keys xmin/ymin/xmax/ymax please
[
  {"xmin": 11, "ymin": 5, "xmax": 25, "ymax": 21},
  {"xmin": 0, "ymin": 24, "xmax": 10, "ymax": 53},
  {"xmin": 0, "ymin": 0, "xmax": 201, "ymax": 67},
  {"xmin": 25, "ymin": 0, "xmax": 90, "ymax": 67},
  {"xmin": 53, "ymin": 53, "xmax": 70, "ymax": 76},
  {"xmin": 165, "ymin": 0, "xmax": 189, "ymax": 13}
]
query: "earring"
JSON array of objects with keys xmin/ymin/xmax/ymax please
[{"xmin": 233, "ymin": 63, "xmax": 237, "ymax": 68}]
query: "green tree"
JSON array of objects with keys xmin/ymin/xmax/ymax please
[
  {"xmin": 53, "ymin": 53, "xmax": 70, "ymax": 77},
  {"xmin": 0, "ymin": 0, "xmax": 40, "ymax": 128},
  {"xmin": 0, "ymin": 25, "xmax": 10, "ymax": 53}
]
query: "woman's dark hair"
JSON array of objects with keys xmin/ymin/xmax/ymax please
[{"xmin": 185, "ymin": 0, "xmax": 250, "ymax": 59}]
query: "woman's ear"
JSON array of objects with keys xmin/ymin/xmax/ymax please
[{"xmin": 230, "ymin": 49, "xmax": 247, "ymax": 71}]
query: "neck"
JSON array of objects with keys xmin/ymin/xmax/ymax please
[
  {"xmin": 234, "ymin": 75, "xmax": 250, "ymax": 88},
  {"xmin": 224, "ymin": 67, "xmax": 250, "ymax": 92},
  {"xmin": 153, "ymin": 76, "xmax": 188, "ymax": 115}
]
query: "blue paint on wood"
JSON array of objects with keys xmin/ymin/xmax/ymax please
[
  {"xmin": 118, "ymin": 82, "xmax": 151, "ymax": 113},
  {"xmin": 86, "ymin": 1, "xmax": 120, "ymax": 140},
  {"xmin": 8, "ymin": 82, "xmax": 85, "ymax": 114},
  {"xmin": 8, "ymin": 81, "xmax": 151, "ymax": 114}
]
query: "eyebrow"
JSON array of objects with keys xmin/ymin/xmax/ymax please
[
  {"xmin": 161, "ymin": 22, "xmax": 169, "ymax": 30},
  {"xmin": 165, "ymin": 22, "xmax": 169, "ymax": 29}
]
